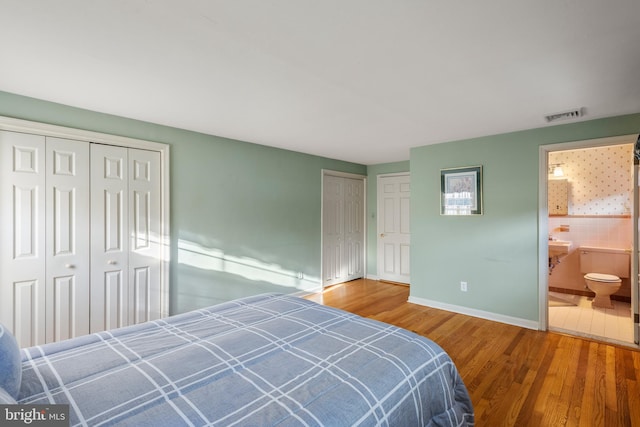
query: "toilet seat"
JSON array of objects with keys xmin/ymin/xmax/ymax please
[{"xmin": 584, "ymin": 273, "xmax": 620, "ymax": 283}]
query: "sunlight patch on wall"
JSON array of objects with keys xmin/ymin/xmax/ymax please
[{"xmin": 178, "ymin": 239, "xmax": 320, "ymax": 292}]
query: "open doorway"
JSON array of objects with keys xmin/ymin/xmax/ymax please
[{"xmin": 539, "ymin": 134, "xmax": 639, "ymax": 347}]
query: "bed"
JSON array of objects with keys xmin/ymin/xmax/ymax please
[{"xmin": 2, "ymin": 293, "xmax": 473, "ymax": 426}]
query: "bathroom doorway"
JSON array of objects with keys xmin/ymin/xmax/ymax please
[{"xmin": 540, "ymin": 134, "xmax": 639, "ymax": 347}]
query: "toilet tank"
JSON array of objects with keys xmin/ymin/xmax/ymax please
[{"xmin": 579, "ymin": 246, "xmax": 630, "ymax": 278}]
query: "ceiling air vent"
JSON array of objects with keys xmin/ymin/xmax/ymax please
[{"xmin": 544, "ymin": 108, "xmax": 585, "ymax": 123}]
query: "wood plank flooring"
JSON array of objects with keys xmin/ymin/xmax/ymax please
[{"xmin": 305, "ymin": 279, "xmax": 640, "ymax": 427}]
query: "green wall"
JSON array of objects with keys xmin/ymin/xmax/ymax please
[
  {"xmin": 365, "ymin": 161, "xmax": 410, "ymax": 276},
  {"xmin": 0, "ymin": 91, "xmax": 366, "ymax": 314},
  {"xmin": 3, "ymin": 89, "xmax": 637, "ymax": 324},
  {"xmin": 410, "ymin": 113, "xmax": 640, "ymax": 323}
]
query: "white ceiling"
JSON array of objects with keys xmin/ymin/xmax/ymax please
[{"xmin": 1, "ymin": 1, "xmax": 639, "ymax": 165}]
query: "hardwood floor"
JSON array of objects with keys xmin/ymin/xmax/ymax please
[{"xmin": 305, "ymin": 279, "xmax": 640, "ymax": 427}]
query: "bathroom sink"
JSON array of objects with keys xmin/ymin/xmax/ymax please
[{"xmin": 549, "ymin": 240, "xmax": 572, "ymax": 257}]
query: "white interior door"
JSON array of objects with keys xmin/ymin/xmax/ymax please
[
  {"xmin": 0, "ymin": 132, "xmax": 89, "ymax": 347},
  {"xmin": 128, "ymin": 149, "xmax": 162, "ymax": 324},
  {"xmin": 322, "ymin": 173, "xmax": 365, "ymax": 287},
  {"xmin": 344, "ymin": 178, "xmax": 364, "ymax": 281},
  {"xmin": 377, "ymin": 174, "xmax": 410, "ymax": 284},
  {"xmin": 91, "ymin": 144, "xmax": 162, "ymax": 331},
  {"xmin": 46, "ymin": 137, "xmax": 90, "ymax": 342},
  {"xmin": 0, "ymin": 131, "xmax": 47, "ymax": 347},
  {"xmin": 322, "ymin": 175, "xmax": 344, "ymax": 286},
  {"xmin": 91, "ymin": 143, "xmax": 129, "ymax": 332}
]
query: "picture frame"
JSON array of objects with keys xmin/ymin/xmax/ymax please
[{"xmin": 440, "ymin": 166, "xmax": 483, "ymax": 215}]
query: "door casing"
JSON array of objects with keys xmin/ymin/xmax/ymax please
[{"xmin": 538, "ymin": 134, "xmax": 639, "ymax": 346}]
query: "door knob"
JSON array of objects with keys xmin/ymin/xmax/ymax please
[
  {"xmin": 65, "ymin": 264, "xmax": 74, "ymax": 269},
  {"xmin": 107, "ymin": 260, "xmax": 117, "ymax": 265},
  {"xmin": 380, "ymin": 233, "xmax": 385, "ymax": 237}
]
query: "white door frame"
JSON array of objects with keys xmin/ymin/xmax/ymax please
[
  {"xmin": 538, "ymin": 134, "xmax": 638, "ymax": 346},
  {"xmin": 376, "ymin": 172, "xmax": 411, "ymax": 284},
  {"xmin": 0, "ymin": 115, "xmax": 171, "ymax": 318},
  {"xmin": 320, "ymin": 169, "xmax": 366, "ymax": 287},
  {"xmin": 633, "ymin": 135, "xmax": 640, "ymax": 345}
]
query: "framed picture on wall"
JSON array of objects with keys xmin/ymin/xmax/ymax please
[{"xmin": 440, "ymin": 166, "xmax": 483, "ymax": 215}]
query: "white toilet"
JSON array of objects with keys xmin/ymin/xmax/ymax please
[{"xmin": 579, "ymin": 247, "xmax": 630, "ymax": 309}]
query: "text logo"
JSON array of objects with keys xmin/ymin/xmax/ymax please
[{"xmin": 1, "ymin": 405, "xmax": 69, "ymax": 426}]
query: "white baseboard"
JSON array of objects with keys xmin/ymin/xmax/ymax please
[
  {"xmin": 366, "ymin": 274, "xmax": 379, "ymax": 281},
  {"xmin": 408, "ymin": 296, "xmax": 540, "ymax": 330}
]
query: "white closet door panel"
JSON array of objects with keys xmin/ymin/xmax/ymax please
[
  {"xmin": 0, "ymin": 131, "xmax": 47, "ymax": 347},
  {"xmin": 104, "ymin": 270, "xmax": 125, "ymax": 330},
  {"xmin": 133, "ymin": 266, "xmax": 150, "ymax": 324},
  {"xmin": 91, "ymin": 144, "xmax": 129, "ymax": 333},
  {"xmin": 52, "ymin": 275, "xmax": 74, "ymax": 342},
  {"xmin": 13, "ymin": 186, "xmax": 39, "ymax": 258},
  {"xmin": 128, "ymin": 149, "xmax": 161, "ymax": 323},
  {"xmin": 344, "ymin": 178, "xmax": 364, "ymax": 281},
  {"xmin": 323, "ymin": 244, "xmax": 342, "ymax": 282},
  {"xmin": 322, "ymin": 175, "xmax": 345, "ymax": 285},
  {"xmin": 46, "ymin": 137, "xmax": 90, "ymax": 343},
  {"xmin": 13, "ymin": 280, "xmax": 43, "ymax": 347},
  {"xmin": 104, "ymin": 189, "xmax": 125, "ymax": 251},
  {"xmin": 322, "ymin": 175, "xmax": 365, "ymax": 286}
]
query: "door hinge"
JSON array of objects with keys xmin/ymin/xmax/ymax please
[{"xmin": 635, "ymin": 313, "xmax": 639, "ymax": 324}]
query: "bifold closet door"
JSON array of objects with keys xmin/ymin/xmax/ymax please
[
  {"xmin": 0, "ymin": 131, "xmax": 47, "ymax": 346},
  {"xmin": 46, "ymin": 137, "xmax": 90, "ymax": 342},
  {"xmin": 343, "ymin": 178, "xmax": 364, "ymax": 281},
  {"xmin": 90, "ymin": 144, "xmax": 161, "ymax": 332},
  {"xmin": 322, "ymin": 175, "xmax": 364, "ymax": 287},
  {"xmin": 322, "ymin": 175, "xmax": 345, "ymax": 285},
  {"xmin": 0, "ymin": 131, "xmax": 90, "ymax": 347},
  {"xmin": 128, "ymin": 148, "xmax": 162, "ymax": 324}
]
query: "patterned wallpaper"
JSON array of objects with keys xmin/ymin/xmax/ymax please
[
  {"xmin": 548, "ymin": 179, "xmax": 568, "ymax": 215},
  {"xmin": 548, "ymin": 144, "xmax": 633, "ymax": 215}
]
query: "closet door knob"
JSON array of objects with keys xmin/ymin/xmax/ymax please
[
  {"xmin": 65, "ymin": 264, "xmax": 74, "ymax": 269},
  {"xmin": 107, "ymin": 260, "xmax": 117, "ymax": 265}
]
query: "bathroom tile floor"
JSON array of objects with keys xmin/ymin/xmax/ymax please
[{"xmin": 548, "ymin": 291, "xmax": 634, "ymax": 345}]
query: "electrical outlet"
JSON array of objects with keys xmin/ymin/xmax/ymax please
[{"xmin": 460, "ymin": 281, "xmax": 468, "ymax": 292}]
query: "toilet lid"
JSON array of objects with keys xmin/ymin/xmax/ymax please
[{"xmin": 584, "ymin": 273, "xmax": 620, "ymax": 283}]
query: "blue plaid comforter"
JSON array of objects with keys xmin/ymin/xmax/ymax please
[{"xmin": 18, "ymin": 294, "xmax": 474, "ymax": 426}]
